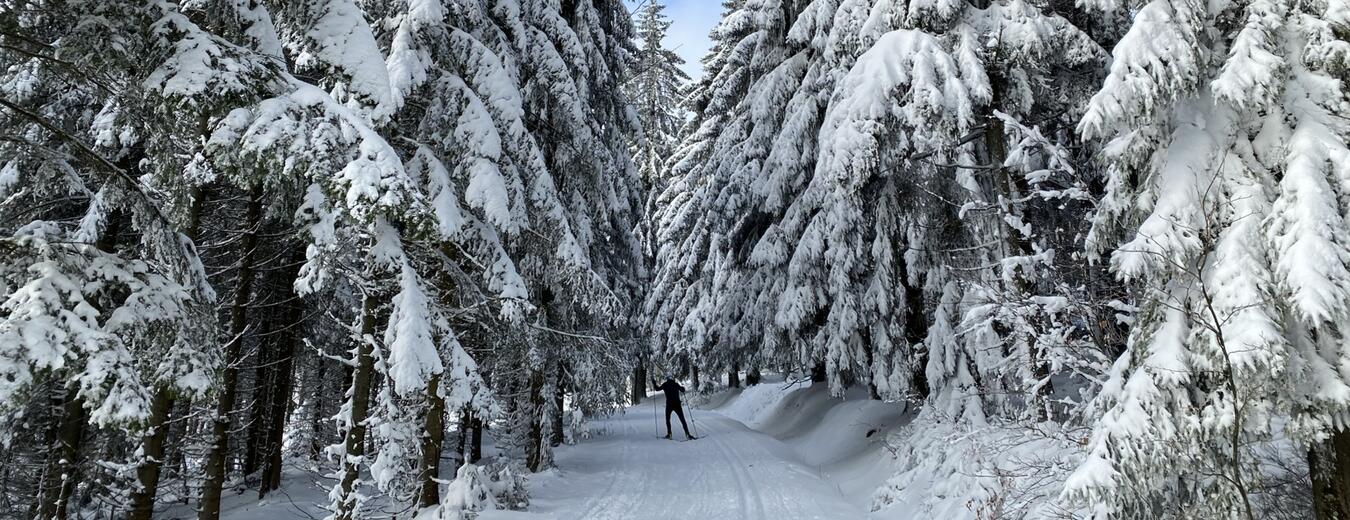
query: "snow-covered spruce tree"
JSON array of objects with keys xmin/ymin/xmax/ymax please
[
  {"xmin": 487, "ymin": 0, "xmax": 643, "ymax": 473},
  {"xmin": 0, "ymin": 1, "xmax": 297, "ymax": 515},
  {"xmin": 205, "ymin": 5, "xmax": 443, "ymax": 519},
  {"xmin": 226, "ymin": 0, "xmax": 639, "ymax": 514},
  {"xmin": 649, "ymin": 0, "xmax": 1111, "ymax": 410},
  {"xmin": 1061, "ymin": 0, "xmax": 1350, "ymax": 516},
  {"xmin": 803, "ymin": 0, "xmax": 1108, "ymax": 410},
  {"xmin": 151, "ymin": 2, "xmax": 426, "ymax": 517},
  {"xmin": 360, "ymin": 0, "xmax": 543, "ymax": 510},
  {"xmin": 626, "ymin": 0, "xmax": 689, "ymax": 402},
  {"xmin": 2, "ymin": 0, "xmax": 641, "ymax": 517},
  {"xmin": 626, "ymin": 1, "xmax": 689, "ymax": 185},
  {"xmin": 647, "ymin": 0, "xmax": 803, "ymax": 389},
  {"xmin": 437, "ymin": 463, "xmax": 499, "ymax": 520}
]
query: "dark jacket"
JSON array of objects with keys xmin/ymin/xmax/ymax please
[{"xmin": 659, "ymin": 379, "xmax": 685, "ymax": 407}]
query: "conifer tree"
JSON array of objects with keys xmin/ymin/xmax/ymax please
[
  {"xmin": 1062, "ymin": 0, "xmax": 1350, "ymax": 515},
  {"xmin": 627, "ymin": 1, "xmax": 689, "ymax": 184}
]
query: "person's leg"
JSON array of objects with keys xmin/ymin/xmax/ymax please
[
  {"xmin": 674, "ymin": 405, "xmax": 691, "ymax": 437},
  {"xmin": 664, "ymin": 405, "xmax": 674, "ymax": 438}
]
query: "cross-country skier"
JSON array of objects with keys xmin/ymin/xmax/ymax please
[{"xmin": 658, "ymin": 374, "xmax": 696, "ymax": 440}]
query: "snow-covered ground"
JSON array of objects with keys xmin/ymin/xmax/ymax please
[
  {"xmin": 164, "ymin": 377, "xmax": 1095, "ymax": 520},
  {"xmin": 513, "ymin": 405, "xmax": 868, "ymax": 519}
]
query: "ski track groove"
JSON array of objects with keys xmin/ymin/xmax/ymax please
[
  {"xmin": 531, "ymin": 406, "xmax": 866, "ymax": 520},
  {"xmin": 570, "ymin": 416, "xmax": 636, "ymax": 520},
  {"xmin": 708, "ymin": 419, "xmax": 766, "ymax": 520}
]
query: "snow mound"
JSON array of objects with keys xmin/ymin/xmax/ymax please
[
  {"xmin": 708, "ymin": 379, "xmax": 914, "ymax": 510},
  {"xmin": 707, "ymin": 378, "xmax": 1087, "ymax": 519}
]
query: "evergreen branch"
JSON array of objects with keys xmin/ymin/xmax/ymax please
[{"xmin": 0, "ymin": 95, "xmax": 172, "ymax": 226}]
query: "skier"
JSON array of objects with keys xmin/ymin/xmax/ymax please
[{"xmin": 658, "ymin": 374, "xmax": 696, "ymax": 440}]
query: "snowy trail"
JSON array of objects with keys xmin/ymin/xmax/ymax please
[{"xmin": 508, "ymin": 404, "xmax": 866, "ymax": 520}]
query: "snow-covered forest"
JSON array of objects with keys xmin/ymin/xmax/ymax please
[{"xmin": 2, "ymin": 0, "xmax": 1350, "ymax": 518}]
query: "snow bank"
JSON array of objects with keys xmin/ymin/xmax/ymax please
[
  {"xmin": 705, "ymin": 377, "xmax": 1087, "ymax": 519},
  {"xmin": 871, "ymin": 413, "xmax": 1085, "ymax": 519},
  {"xmin": 706, "ymin": 377, "xmax": 914, "ymax": 510}
]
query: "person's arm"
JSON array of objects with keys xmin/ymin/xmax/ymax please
[{"xmin": 678, "ymin": 383, "xmax": 686, "ymax": 393}]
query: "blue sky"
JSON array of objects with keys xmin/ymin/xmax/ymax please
[{"xmin": 624, "ymin": 0, "xmax": 721, "ymax": 79}]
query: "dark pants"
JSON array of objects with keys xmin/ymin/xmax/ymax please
[{"xmin": 665, "ymin": 403, "xmax": 691, "ymax": 437}]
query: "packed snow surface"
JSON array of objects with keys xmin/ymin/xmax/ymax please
[
  {"xmin": 170, "ymin": 379, "xmax": 1092, "ymax": 520},
  {"xmin": 184, "ymin": 380, "xmax": 886, "ymax": 520},
  {"xmin": 514, "ymin": 405, "xmax": 867, "ymax": 519}
]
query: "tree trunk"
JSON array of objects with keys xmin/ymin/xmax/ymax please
[
  {"xmin": 127, "ymin": 388, "xmax": 174, "ymax": 520},
  {"xmin": 902, "ymin": 272, "xmax": 930, "ymax": 400},
  {"xmin": 550, "ymin": 365, "xmax": 565, "ymax": 447},
  {"xmin": 811, "ymin": 361, "xmax": 827, "ymax": 383},
  {"xmin": 258, "ymin": 248, "xmax": 304, "ymax": 497},
  {"xmin": 129, "ymin": 187, "xmax": 206, "ymax": 520},
  {"xmin": 456, "ymin": 409, "xmax": 469, "ymax": 464},
  {"xmin": 165, "ymin": 398, "xmax": 193, "ymax": 504},
  {"xmin": 1311, "ymin": 428, "xmax": 1350, "ymax": 519},
  {"xmin": 861, "ymin": 338, "xmax": 880, "ymax": 400},
  {"xmin": 308, "ymin": 355, "xmax": 329, "ymax": 460},
  {"xmin": 526, "ymin": 368, "xmax": 546, "ymax": 472},
  {"xmin": 332, "ymin": 294, "xmax": 379, "ymax": 520},
  {"xmin": 983, "ymin": 91, "xmax": 1051, "ymax": 421},
  {"xmin": 692, "ymin": 365, "xmax": 701, "ymax": 392},
  {"xmin": 728, "ymin": 362, "xmax": 740, "ymax": 389},
  {"xmin": 416, "ymin": 373, "xmax": 446, "ymax": 509},
  {"xmin": 200, "ymin": 183, "xmax": 264, "ymax": 520},
  {"xmin": 36, "ymin": 210, "xmax": 126, "ymax": 518},
  {"xmin": 259, "ymin": 286, "xmax": 301, "ymax": 495},
  {"xmin": 34, "ymin": 390, "xmax": 86, "ymax": 520},
  {"xmin": 631, "ymin": 359, "xmax": 646, "ymax": 405},
  {"xmin": 470, "ymin": 415, "xmax": 483, "ymax": 464},
  {"xmin": 243, "ymin": 344, "xmax": 273, "ymax": 478}
]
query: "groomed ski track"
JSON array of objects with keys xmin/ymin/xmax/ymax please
[{"xmin": 506, "ymin": 405, "xmax": 866, "ymax": 520}]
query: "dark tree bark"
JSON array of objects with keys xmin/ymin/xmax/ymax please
[
  {"xmin": 456, "ymin": 409, "xmax": 469, "ymax": 464},
  {"xmin": 811, "ymin": 361, "xmax": 827, "ymax": 383},
  {"xmin": 259, "ymin": 253, "xmax": 304, "ymax": 497},
  {"xmin": 550, "ymin": 365, "xmax": 565, "ymax": 447},
  {"xmin": 526, "ymin": 368, "xmax": 546, "ymax": 472},
  {"xmin": 36, "ymin": 210, "xmax": 125, "ymax": 519},
  {"xmin": 983, "ymin": 85, "xmax": 1051, "ymax": 421},
  {"xmin": 863, "ymin": 337, "xmax": 881, "ymax": 400},
  {"xmin": 308, "ymin": 354, "xmax": 329, "ymax": 460},
  {"xmin": 1311, "ymin": 428, "xmax": 1350, "ymax": 519},
  {"xmin": 34, "ymin": 390, "xmax": 86, "ymax": 520},
  {"xmin": 903, "ymin": 274, "xmax": 930, "ymax": 400},
  {"xmin": 200, "ymin": 183, "xmax": 264, "ymax": 520},
  {"xmin": 728, "ymin": 362, "xmax": 741, "ymax": 389},
  {"xmin": 165, "ymin": 398, "xmax": 193, "ymax": 504},
  {"xmin": 332, "ymin": 295, "xmax": 379, "ymax": 520},
  {"xmin": 127, "ymin": 388, "xmax": 174, "ymax": 520},
  {"xmin": 746, "ymin": 367, "xmax": 761, "ymax": 386},
  {"xmin": 129, "ymin": 188, "xmax": 206, "ymax": 520},
  {"xmin": 243, "ymin": 342, "xmax": 274, "ymax": 478},
  {"xmin": 416, "ymin": 373, "xmax": 446, "ymax": 508},
  {"xmin": 631, "ymin": 358, "xmax": 646, "ymax": 405},
  {"xmin": 470, "ymin": 415, "xmax": 483, "ymax": 464}
]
